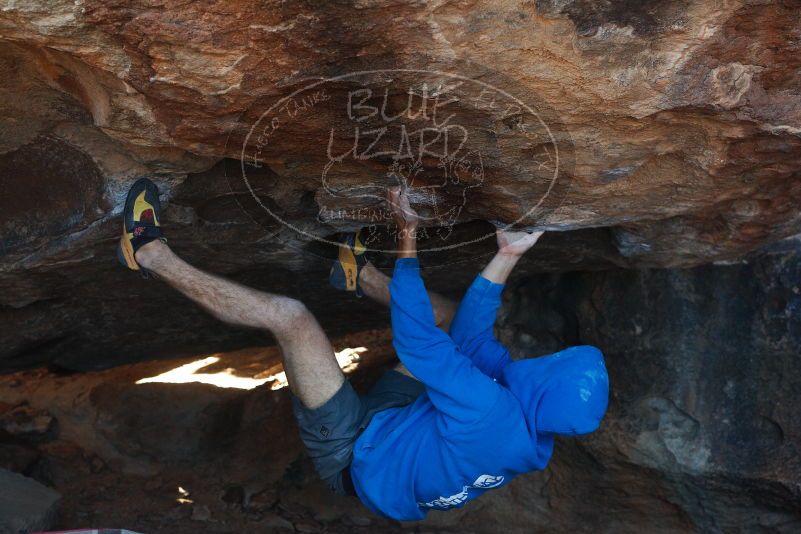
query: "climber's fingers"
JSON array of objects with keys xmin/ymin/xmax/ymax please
[
  {"xmin": 386, "ymin": 186, "xmax": 419, "ymax": 230},
  {"xmin": 495, "ymin": 228, "xmax": 545, "ymax": 256}
]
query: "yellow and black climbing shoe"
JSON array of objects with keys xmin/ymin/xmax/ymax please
[
  {"xmin": 330, "ymin": 230, "xmax": 370, "ymax": 297},
  {"xmin": 116, "ymin": 178, "xmax": 163, "ymax": 272}
]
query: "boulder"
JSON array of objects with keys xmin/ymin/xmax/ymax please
[
  {"xmin": 0, "ymin": 468, "xmax": 61, "ymax": 533},
  {"xmin": 461, "ymin": 239, "xmax": 801, "ymax": 533},
  {"xmin": 0, "ymin": 1, "xmax": 800, "ymax": 369}
]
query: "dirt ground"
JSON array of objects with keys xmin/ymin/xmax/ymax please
[{"xmin": 0, "ymin": 329, "xmax": 441, "ymax": 533}]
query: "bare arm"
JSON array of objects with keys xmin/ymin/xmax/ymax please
[
  {"xmin": 446, "ymin": 228, "xmax": 543, "ymax": 379},
  {"xmin": 385, "ymin": 187, "xmax": 506, "ymax": 427},
  {"xmin": 386, "ymin": 185, "xmax": 543, "ymax": 282},
  {"xmin": 481, "ymin": 229, "xmax": 544, "ymax": 284},
  {"xmin": 387, "ymin": 186, "xmax": 420, "ymax": 258}
]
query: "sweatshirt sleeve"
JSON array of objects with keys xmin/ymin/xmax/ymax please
[
  {"xmin": 448, "ymin": 274, "xmax": 513, "ymax": 380},
  {"xmin": 390, "ymin": 258, "xmax": 505, "ymax": 428}
]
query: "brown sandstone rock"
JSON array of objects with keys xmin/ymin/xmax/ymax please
[{"xmin": 0, "ymin": 1, "xmax": 799, "ymax": 368}]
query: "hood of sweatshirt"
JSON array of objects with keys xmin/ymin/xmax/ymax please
[{"xmin": 500, "ymin": 345, "xmax": 609, "ymax": 441}]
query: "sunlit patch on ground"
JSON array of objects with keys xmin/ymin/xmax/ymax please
[
  {"xmin": 176, "ymin": 485, "xmax": 193, "ymax": 504},
  {"xmin": 136, "ymin": 347, "xmax": 367, "ymax": 390},
  {"xmin": 0, "ymin": 329, "xmax": 397, "ymax": 532}
]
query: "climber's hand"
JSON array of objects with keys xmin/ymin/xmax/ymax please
[
  {"xmin": 496, "ymin": 229, "xmax": 544, "ymax": 257},
  {"xmin": 481, "ymin": 229, "xmax": 544, "ymax": 283},
  {"xmin": 387, "ymin": 187, "xmax": 419, "ymax": 234},
  {"xmin": 387, "ymin": 187, "xmax": 419, "ymax": 258}
]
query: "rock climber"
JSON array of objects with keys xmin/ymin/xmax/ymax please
[{"xmin": 117, "ymin": 178, "xmax": 609, "ymax": 520}]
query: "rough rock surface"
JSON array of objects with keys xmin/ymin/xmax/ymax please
[
  {"xmin": 491, "ymin": 239, "xmax": 801, "ymax": 533},
  {"xmin": 1, "ymin": 245, "xmax": 799, "ymax": 533},
  {"xmin": 2, "ymin": 0, "xmax": 801, "ymax": 368},
  {"xmin": 0, "ymin": 468, "xmax": 61, "ymax": 533}
]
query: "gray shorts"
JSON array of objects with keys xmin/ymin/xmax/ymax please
[{"xmin": 292, "ymin": 370, "xmax": 424, "ymax": 495}]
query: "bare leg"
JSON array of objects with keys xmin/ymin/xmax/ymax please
[
  {"xmin": 359, "ymin": 262, "xmax": 457, "ymax": 331},
  {"xmin": 135, "ymin": 240, "xmax": 342, "ymax": 409}
]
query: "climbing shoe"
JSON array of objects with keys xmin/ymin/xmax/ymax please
[
  {"xmin": 330, "ymin": 230, "xmax": 370, "ymax": 297},
  {"xmin": 117, "ymin": 178, "xmax": 163, "ymax": 272}
]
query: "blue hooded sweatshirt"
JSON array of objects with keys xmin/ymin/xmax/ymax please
[{"xmin": 350, "ymin": 258, "xmax": 609, "ymax": 520}]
